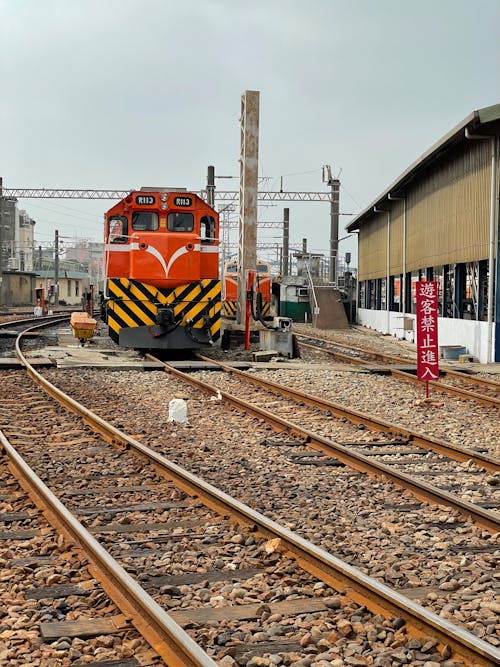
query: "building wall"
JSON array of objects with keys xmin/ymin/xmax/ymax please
[
  {"xmin": 357, "ymin": 307, "xmax": 494, "ymax": 364},
  {"xmin": 19, "ymin": 215, "xmax": 35, "ymax": 272},
  {"xmin": 58, "ymin": 277, "xmax": 83, "ymax": 306},
  {"xmin": 405, "ymin": 139, "xmax": 491, "ymax": 272},
  {"xmin": 36, "ymin": 274, "xmax": 86, "ymax": 306},
  {"xmin": 358, "ymin": 138, "xmax": 493, "ymax": 281},
  {"xmin": 354, "ymin": 132, "xmax": 499, "ymax": 363},
  {"xmin": 358, "ymin": 213, "xmax": 388, "ymax": 280},
  {"xmin": 0, "ymin": 273, "xmax": 36, "ymax": 306}
]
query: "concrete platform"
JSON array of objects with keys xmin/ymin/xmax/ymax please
[
  {"xmin": 0, "ymin": 357, "xmax": 54, "ymax": 369},
  {"xmin": 249, "ymin": 361, "xmax": 364, "ymax": 372},
  {"xmin": 440, "ymin": 361, "xmax": 500, "ymax": 375},
  {"xmin": 166, "ymin": 360, "xmax": 251, "ymax": 371},
  {"xmin": 0, "ymin": 330, "xmax": 41, "ymax": 338},
  {"xmin": 360, "ymin": 365, "xmax": 393, "ymax": 375}
]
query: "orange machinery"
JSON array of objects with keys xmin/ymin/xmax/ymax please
[{"xmin": 223, "ymin": 258, "xmax": 272, "ymax": 319}]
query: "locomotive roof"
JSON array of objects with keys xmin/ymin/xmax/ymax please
[
  {"xmin": 106, "ymin": 188, "xmax": 211, "ymax": 213},
  {"xmin": 139, "ymin": 186, "xmax": 188, "ymax": 192}
]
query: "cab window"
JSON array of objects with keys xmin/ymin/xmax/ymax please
[
  {"xmin": 226, "ymin": 263, "xmax": 238, "ymax": 274},
  {"xmin": 109, "ymin": 215, "xmax": 128, "ymax": 243},
  {"xmin": 168, "ymin": 212, "xmax": 194, "ymax": 232},
  {"xmin": 132, "ymin": 211, "xmax": 158, "ymax": 231},
  {"xmin": 257, "ymin": 263, "xmax": 269, "ymax": 273},
  {"xmin": 200, "ymin": 215, "xmax": 216, "ymax": 244}
]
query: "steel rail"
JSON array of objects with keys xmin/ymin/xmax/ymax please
[
  {"xmin": 194, "ymin": 354, "xmax": 500, "ymax": 473},
  {"xmin": 296, "ymin": 332, "xmax": 500, "ymax": 394},
  {"xmin": 150, "ymin": 354, "xmax": 499, "ymax": 533},
  {"xmin": 12, "ymin": 332, "xmax": 500, "ymax": 665},
  {"xmin": 297, "ymin": 336, "xmax": 500, "ymax": 409},
  {"xmin": 0, "ymin": 431, "xmax": 218, "ymax": 667},
  {"xmin": 295, "ymin": 331, "xmax": 415, "ymax": 365},
  {"xmin": 304, "ymin": 332, "xmax": 500, "ymax": 389},
  {"xmin": 0, "ymin": 314, "xmax": 70, "ymax": 330}
]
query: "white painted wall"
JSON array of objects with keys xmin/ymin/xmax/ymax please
[{"xmin": 357, "ymin": 308, "xmax": 495, "ymax": 363}]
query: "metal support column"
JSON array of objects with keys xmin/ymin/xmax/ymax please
[
  {"xmin": 283, "ymin": 208, "xmax": 289, "ymax": 276},
  {"xmin": 493, "ymin": 136, "xmax": 500, "ymax": 362},
  {"xmin": 54, "ymin": 229, "xmax": 59, "ymax": 307},
  {"xmin": 207, "ymin": 165, "xmax": 215, "ymax": 207},
  {"xmin": 0, "ymin": 177, "xmax": 4, "ymax": 296}
]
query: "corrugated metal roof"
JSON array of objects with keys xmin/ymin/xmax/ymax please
[
  {"xmin": 347, "ymin": 103, "xmax": 500, "ymax": 232},
  {"xmin": 37, "ymin": 270, "xmax": 90, "ymax": 279}
]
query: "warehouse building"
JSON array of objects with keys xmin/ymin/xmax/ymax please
[{"xmin": 347, "ymin": 104, "xmax": 500, "ymax": 363}]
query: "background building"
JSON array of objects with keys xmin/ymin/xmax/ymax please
[
  {"xmin": 347, "ymin": 104, "xmax": 500, "ymax": 363},
  {"xmin": 0, "ymin": 198, "xmax": 36, "ymax": 273},
  {"xmin": 0, "ymin": 194, "xmax": 37, "ymax": 307}
]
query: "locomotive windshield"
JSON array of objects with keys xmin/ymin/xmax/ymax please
[
  {"xmin": 168, "ymin": 212, "xmax": 194, "ymax": 232},
  {"xmin": 132, "ymin": 211, "xmax": 159, "ymax": 231}
]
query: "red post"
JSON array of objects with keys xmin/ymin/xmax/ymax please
[{"xmin": 244, "ymin": 270, "xmax": 255, "ymax": 351}]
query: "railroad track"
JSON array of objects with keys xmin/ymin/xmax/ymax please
[
  {"xmin": 0, "ymin": 453, "xmax": 166, "ymax": 666},
  {"xmin": 295, "ymin": 332, "xmax": 500, "ymax": 409},
  {"xmin": 0, "ymin": 313, "xmax": 69, "ymax": 333},
  {"xmin": 47, "ymin": 354, "xmax": 500, "ymax": 660},
  {"xmin": 1, "ymin": 325, "xmax": 499, "ymax": 664},
  {"xmin": 178, "ymin": 353, "xmax": 500, "ymax": 532}
]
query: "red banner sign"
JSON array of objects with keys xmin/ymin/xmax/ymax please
[{"xmin": 416, "ymin": 281, "xmax": 439, "ymax": 381}]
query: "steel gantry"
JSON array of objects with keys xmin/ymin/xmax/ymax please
[{"xmin": 2, "ymin": 188, "xmax": 334, "ymax": 202}]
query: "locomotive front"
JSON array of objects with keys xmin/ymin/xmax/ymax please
[
  {"xmin": 223, "ymin": 258, "xmax": 273, "ymax": 319},
  {"xmin": 104, "ymin": 189, "xmax": 221, "ymax": 349}
]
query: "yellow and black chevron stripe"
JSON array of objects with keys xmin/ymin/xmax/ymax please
[
  {"xmin": 260, "ymin": 300, "xmax": 271, "ymax": 318},
  {"xmin": 223, "ymin": 298, "xmax": 272, "ymax": 319},
  {"xmin": 106, "ymin": 278, "xmax": 221, "ymax": 345},
  {"xmin": 223, "ymin": 300, "xmax": 237, "ymax": 318}
]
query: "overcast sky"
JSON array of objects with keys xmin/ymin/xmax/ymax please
[{"xmin": 1, "ymin": 0, "xmax": 499, "ymax": 266}]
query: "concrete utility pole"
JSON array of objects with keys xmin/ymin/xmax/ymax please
[
  {"xmin": 283, "ymin": 208, "xmax": 290, "ymax": 276},
  {"xmin": 322, "ymin": 166, "xmax": 340, "ymax": 284},
  {"xmin": 237, "ymin": 90, "xmax": 259, "ymax": 324},
  {"xmin": 54, "ymin": 229, "xmax": 59, "ymax": 307}
]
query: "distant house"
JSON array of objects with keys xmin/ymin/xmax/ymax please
[
  {"xmin": 0, "ymin": 272, "xmax": 37, "ymax": 307},
  {"xmin": 36, "ymin": 270, "xmax": 90, "ymax": 307}
]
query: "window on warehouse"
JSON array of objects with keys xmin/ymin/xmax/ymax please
[
  {"xmin": 132, "ymin": 211, "xmax": 159, "ymax": 231},
  {"xmin": 380, "ymin": 278, "xmax": 386, "ymax": 310},
  {"xmin": 358, "ymin": 281, "xmax": 365, "ymax": 308},
  {"xmin": 168, "ymin": 212, "xmax": 194, "ymax": 232},
  {"xmin": 200, "ymin": 215, "xmax": 216, "ymax": 244},
  {"xmin": 434, "ymin": 265, "xmax": 444, "ymax": 315}
]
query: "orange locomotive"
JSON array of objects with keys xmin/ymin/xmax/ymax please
[
  {"xmin": 223, "ymin": 258, "xmax": 272, "ymax": 319},
  {"xmin": 104, "ymin": 188, "xmax": 221, "ymax": 349}
]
